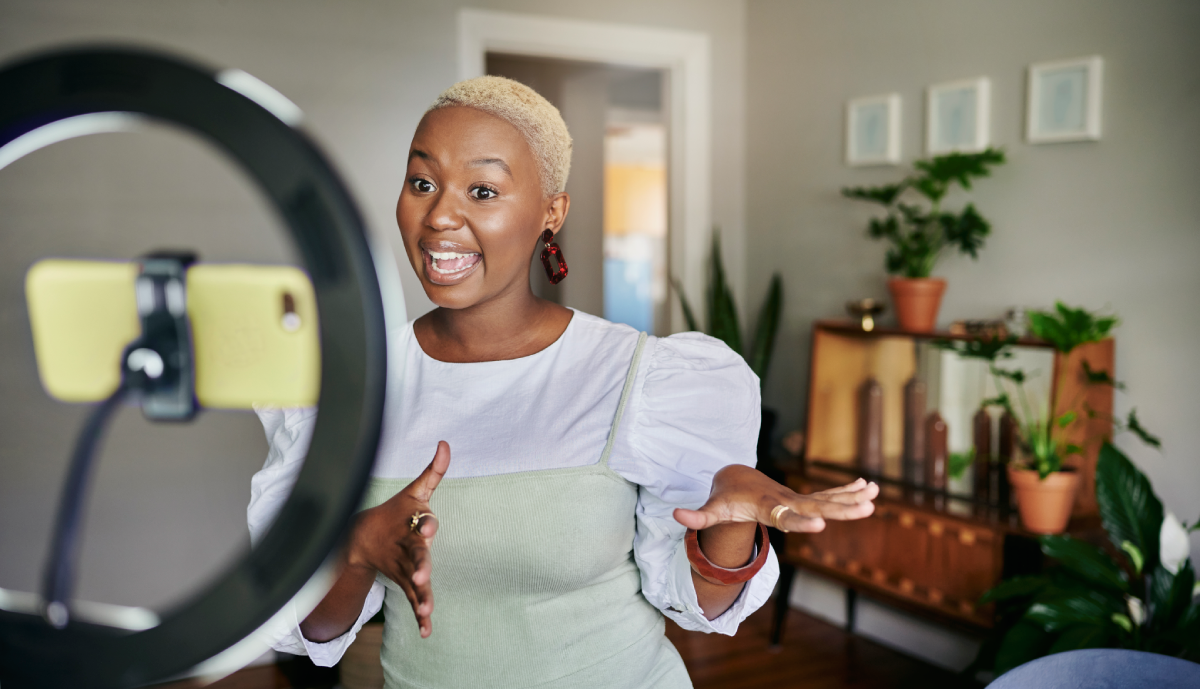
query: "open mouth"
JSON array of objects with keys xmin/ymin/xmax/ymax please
[{"xmin": 423, "ymin": 248, "xmax": 482, "ymax": 285}]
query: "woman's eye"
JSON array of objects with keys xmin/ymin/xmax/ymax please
[
  {"xmin": 469, "ymin": 185, "xmax": 498, "ymax": 200},
  {"xmin": 411, "ymin": 178, "xmax": 435, "ymax": 193}
]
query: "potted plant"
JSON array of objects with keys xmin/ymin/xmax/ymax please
[
  {"xmin": 673, "ymin": 230, "xmax": 783, "ymax": 461},
  {"xmin": 988, "ymin": 303, "xmax": 1161, "ymax": 534},
  {"xmin": 996, "ymin": 303, "xmax": 1120, "ymax": 533},
  {"xmin": 973, "ymin": 441, "xmax": 1199, "ymax": 678},
  {"xmin": 842, "ymin": 147, "xmax": 1005, "ymax": 332}
]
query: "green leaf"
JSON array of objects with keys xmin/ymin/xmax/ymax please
[
  {"xmin": 705, "ymin": 230, "xmax": 742, "ymax": 355},
  {"xmin": 747, "ymin": 274, "xmax": 783, "ymax": 385},
  {"xmin": 948, "ymin": 450, "xmax": 973, "ymax": 480},
  {"xmin": 1111, "ymin": 612, "xmax": 1133, "ymax": 633},
  {"xmin": 1025, "ymin": 592, "xmax": 1119, "ymax": 632},
  {"xmin": 982, "ymin": 392, "xmax": 1012, "ymax": 411},
  {"xmin": 1157, "ymin": 603, "xmax": 1200, "ymax": 657},
  {"xmin": 1082, "ymin": 360, "xmax": 1125, "ymax": 389},
  {"xmin": 1126, "ymin": 409, "xmax": 1162, "ymax": 449},
  {"xmin": 981, "ymin": 575, "xmax": 1050, "ymax": 604},
  {"xmin": 913, "ymin": 147, "xmax": 1006, "ymax": 192},
  {"xmin": 910, "ymin": 175, "xmax": 948, "ymax": 204},
  {"xmin": 1097, "ymin": 442, "xmax": 1164, "ymax": 574},
  {"xmin": 867, "ymin": 215, "xmax": 900, "ymax": 240},
  {"xmin": 994, "ymin": 620, "xmax": 1051, "ymax": 675},
  {"xmin": 670, "ymin": 276, "xmax": 699, "ymax": 333},
  {"xmin": 1038, "ymin": 535, "xmax": 1129, "ymax": 593},
  {"xmin": 991, "ymin": 365, "xmax": 1027, "ymax": 384},
  {"xmin": 939, "ymin": 203, "xmax": 991, "ymax": 259},
  {"xmin": 896, "ymin": 203, "xmax": 928, "ymax": 227},
  {"xmin": 1057, "ymin": 411, "xmax": 1078, "ymax": 428},
  {"xmin": 1121, "ymin": 542, "xmax": 1145, "ymax": 577},
  {"xmin": 842, "ymin": 182, "xmax": 907, "ymax": 206},
  {"xmin": 1149, "ymin": 559, "xmax": 1196, "ymax": 632},
  {"xmin": 1048, "ymin": 623, "xmax": 1113, "ymax": 654},
  {"xmin": 1027, "ymin": 302, "xmax": 1118, "ymax": 354},
  {"xmin": 932, "ymin": 335, "xmax": 1016, "ymax": 362}
]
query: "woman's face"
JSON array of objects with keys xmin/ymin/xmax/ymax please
[{"xmin": 397, "ymin": 105, "xmax": 567, "ymax": 310}]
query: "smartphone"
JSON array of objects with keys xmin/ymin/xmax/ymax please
[{"xmin": 25, "ymin": 259, "xmax": 320, "ymax": 409}]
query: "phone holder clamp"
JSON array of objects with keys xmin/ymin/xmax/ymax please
[{"xmin": 124, "ymin": 251, "xmax": 199, "ymax": 421}]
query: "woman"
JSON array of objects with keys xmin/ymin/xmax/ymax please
[{"xmin": 248, "ymin": 76, "xmax": 878, "ymax": 688}]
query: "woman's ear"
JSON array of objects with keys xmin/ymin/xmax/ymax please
[{"xmin": 542, "ymin": 192, "xmax": 570, "ymax": 236}]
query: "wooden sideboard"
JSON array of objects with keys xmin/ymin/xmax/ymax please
[{"xmin": 769, "ymin": 320, "xmax": 1113, "ymax": 642}]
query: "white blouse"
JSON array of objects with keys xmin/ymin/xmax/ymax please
[{"xmin": 247, "ymin": 310, "xmax": 779, "ymax": 666}]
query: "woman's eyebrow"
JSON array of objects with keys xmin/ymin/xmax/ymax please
[
  {"xmin": 409, "ymin": 148, "xmax": 437, "ymax": 166},
  {"xmin": 468, "ymin": 158, "xmax": 512, "ymax": 178}
]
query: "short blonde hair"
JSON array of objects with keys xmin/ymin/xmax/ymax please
[{"xmin": 427, "ymin": 76, "xmax": 572, "ymax": 197}]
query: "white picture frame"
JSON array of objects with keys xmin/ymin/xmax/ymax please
[
  {"xmin": 846, "ymin": 93, "xmax": 901, "ymax": 166},
  {"xmin": 1027, "ymin": 56, "xmax": 1103, "ymax": 143},
  {"xmin": 926, "ymin": 77, "xmax": 990, "ymax": 155}
]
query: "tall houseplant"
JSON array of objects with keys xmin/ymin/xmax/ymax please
[
  {"xmin": 673, "ymin": 230, "xmax": 783, "ymax": 386},
  {"xmin": 842, "ymin": 147, "xmax": 1005, "ymax": 332}
]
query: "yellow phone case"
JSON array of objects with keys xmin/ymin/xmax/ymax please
[{"xmin": 25, "ymin": 259, "xmax": 320, "ymax": 409}]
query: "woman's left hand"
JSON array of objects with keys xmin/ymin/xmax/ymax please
[{"xmin": 673, "ymin": 464, "xmax": 878, "ymax": 533}]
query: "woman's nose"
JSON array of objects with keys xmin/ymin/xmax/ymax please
[{"xmin": 426, "ymin": 190, "xmax": 463, "ymax": 231}]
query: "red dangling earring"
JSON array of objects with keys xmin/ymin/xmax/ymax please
[{"xmin": 540, "ymin": 229, "xmax": 568, "ymax": 284}]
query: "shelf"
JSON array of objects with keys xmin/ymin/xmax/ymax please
[{"xmin": 814, "ymin": 319, "xmax": 1053, "ymax": 348}]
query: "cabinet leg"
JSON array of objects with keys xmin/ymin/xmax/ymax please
[
  {"xmin": 845, "ymin": 587, "xmax": 858, "ymax": 634},
  {"xmin": 769, "ymin": 561, "xmax": 796, "ymax": 648}
]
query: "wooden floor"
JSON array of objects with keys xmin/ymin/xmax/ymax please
[
  {"xmin": 666, "ymin": 600, "xmax": 978, "ymax": 689},
  {"xmin": 162, "ymin": 598, "xmax": 976, "ymax": 689}
]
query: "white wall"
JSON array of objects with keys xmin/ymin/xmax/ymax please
[
  {"xmin": 0, "ymin": 0, "xmax": 746, "ymax": 632},
  {"xmin": 746, "ymin": 0, "xmax": 1200, "ymax": 565}
]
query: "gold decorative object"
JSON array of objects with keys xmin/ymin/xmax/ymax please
[{"xmin": 846, "ymin": 298, "xmax": 886, "ymax": 331}]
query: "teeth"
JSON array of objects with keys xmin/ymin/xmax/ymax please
[{"xmin": 428, "ymin": 249, "xmax": 481, "ymax": 276}]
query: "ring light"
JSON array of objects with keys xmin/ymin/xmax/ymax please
[{"xmin": 0, "ymin": 47, "xmax": 387, "ymax": 688}]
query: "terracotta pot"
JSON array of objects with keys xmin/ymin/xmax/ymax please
[
  {"xmin": 340, "ymin": 622, "xmax": 384, "ymax": 689},
  {"xmin": 1008, "ymin": 466, "xmax": 1080, "ymax": 535},
  {"xmin": 887, "ymin": 277, "xmax": 947, "ymax": 332}
]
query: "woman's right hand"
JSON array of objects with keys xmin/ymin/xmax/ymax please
[{"xmin": 347, "ymin": 441, "xmax": 450, "ymax": 638}]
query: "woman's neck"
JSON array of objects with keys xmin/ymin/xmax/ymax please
[{"xmin": 414, "ymin": 286, "xmax": 574, "ymax": 363}]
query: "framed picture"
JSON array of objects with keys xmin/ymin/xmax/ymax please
[
  {"xmin": 1027, "ymin": 56, "xmax": 1103, "ymax": 143},
  {"xmin": 926, "ymin": 77, "xmax": 990, "ymax": 154},
  {"xmin": 846, "ymin": 93, "xmax": 901, "ymax": 166}
]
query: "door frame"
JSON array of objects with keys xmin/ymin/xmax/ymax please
[{"xmin": 459, "ymin": 8, "xmax": 711, "ymax": 334}]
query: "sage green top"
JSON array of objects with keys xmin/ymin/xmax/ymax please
[
  {"xmin": 248, "ymin": 313, "xmax": 776, "ymax": 681},
  {"xmin": 360, "ymin": 333, "xmax": 692, "ymax": 688}
]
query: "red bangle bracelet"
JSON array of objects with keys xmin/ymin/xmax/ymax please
[{"xmin": 685, "ymin": 523, "xmax": 770, "ymax": 586}]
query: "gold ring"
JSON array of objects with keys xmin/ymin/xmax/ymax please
[
  {"xmin": 770, "ymin": 505, "xmax": 792, "ymax": 533},
  {"xmin": 410, "ymin": 511, "xmax": 436, "ymax": 532}
]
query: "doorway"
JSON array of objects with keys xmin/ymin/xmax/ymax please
[
  {"xmin": 459, "ymin": 8, "xmax": 712, "ymax": 335},
  {"xmin": 487, "ymin": 54, "xmax": 668, "ymax": 333}
]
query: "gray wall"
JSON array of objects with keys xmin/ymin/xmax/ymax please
[
  {"xmin": 0, "ymin": 0, "xmax": 747, "ymax": 614},
  {"xmin": 746, "ymin": 0, "xmax": 1200, "ymax": 567}
]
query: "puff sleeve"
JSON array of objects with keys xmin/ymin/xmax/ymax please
[
  {"xmin": 608, "ymin": 333, "xmax": 779, "ymax": 635},
  {"xmin": 247, "ymin": 406, "xmax": 385, "ymax": 666}
]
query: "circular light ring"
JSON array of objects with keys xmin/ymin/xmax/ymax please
[{"xmin": 0, "ymin": 47, "xmax": 386, "ymax": 687}]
